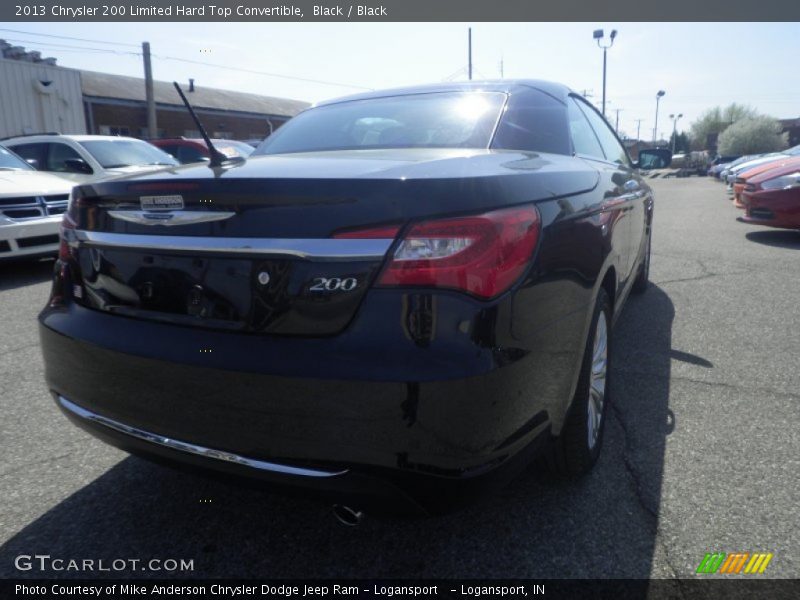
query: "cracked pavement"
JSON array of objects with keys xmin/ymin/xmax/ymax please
[{"xmin": 1, "ymin": 177, "xmax": 798, "ymax": 579}]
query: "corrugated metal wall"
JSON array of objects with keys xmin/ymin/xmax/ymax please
[{"xmin": 0, "ymin": 58, "xmax": 86, "ymax": 138}]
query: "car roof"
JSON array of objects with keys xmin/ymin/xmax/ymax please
[
  {"xmin": 748, "ymin": 156, "xmax": 800, "ymax": 183},
  {"xmin": 740, "ymin": 156, "xmax": 800, "ymax": 178},
  {"xmin": 152, "ymin": 138, "xmax": 244, "ymax": 146},
  {"xmin": 314, "ymin": 79, "xmax": 573, "ymax": 108},
  {"xmin": 4, "ymin": 134, "xmax": 144, "ymax": 143}
]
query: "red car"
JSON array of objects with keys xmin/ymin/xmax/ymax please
[
  {"xmin": 149, "ymin": 138, "xmax": 254, "ymax": 164},
  {"xmin": 738, "ymin": 162, "xmax": 800, "ymax": 229},
  {"xmin": 732, "ymin": 156, "xmax": 800, "ymax": 208}
]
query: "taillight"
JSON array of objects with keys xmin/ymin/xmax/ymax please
[
  {"xmin": 58, "ymin": 191, "xmax": 78, "ymax": 261},
  {"xmin": 378, "ymin": 206, "xmax": 540, "ymax": 299},
  {"xmin": 333, "ymin": 224, "xmax": 401, "ymax": 239}
]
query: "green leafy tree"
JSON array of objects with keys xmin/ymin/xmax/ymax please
[
  {"xmin": 689, "ymin": 104, "xmax": 758, "ymax": 151},
  {"xmin": 717, "ymin": 117, "xmax": 788, "ymax": 155}
]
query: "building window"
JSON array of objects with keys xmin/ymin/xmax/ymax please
[
  {"xmin": 213, "ymin": 131, "xmax": 233, "ymax": 139},
  {"xmin": 99, "ymin": 125, "xmax": 131, "ymax": 136}
]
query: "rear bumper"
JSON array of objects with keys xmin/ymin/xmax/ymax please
[
  {"xmin": 39, "ymin": 293, "xmax": 569, "ymax": 511},
  {"xmin": 0, "ymin": 215, "xmax": 60, "ymax": 259},
  {"xmin": 54, "ymin": 393, "xmax": 437, "ymax": 514}
]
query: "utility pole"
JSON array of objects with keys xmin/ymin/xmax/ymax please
[
  {"xmin": 142, "ymin": 42, "xmax": 157, "ymax": 139},
  {"xmin": 499, "ymin": 56, "xmax": 504, "ymax": 78},
  {"xmin": 614, "ymin": 108, "xmax": 623, "ymax": 134},
  {"xmin": 468, "ymin": 28, "xmax": 472, "ymax": 81},
  {"xmin": 581, "ymin": 89, "xmax": 594, "ymax": 99},
  {"xmin": 634, "ymin": 119, "xmax": 644, "ymax": 141}
]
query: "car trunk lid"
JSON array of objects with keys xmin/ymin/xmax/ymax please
[{"xmin": 65, "ymin": 150, "xmax": 597, "ymax": 336}]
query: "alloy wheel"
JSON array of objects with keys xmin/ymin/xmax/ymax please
[{"xmin": 587, "ymin": 311, "xmax": 608, "ymax": 450}]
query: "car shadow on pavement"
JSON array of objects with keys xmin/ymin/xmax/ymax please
[
  {"xmin": 745, "ymin": 230, "xmax": 800, "ymax": 249},
  {"xmin": 0, "ymin": 286, "xmax": 675, "ymax": 579},
  {"xmin": 0, "ymin": 258, "xmax": 54, "ymax": 291}
]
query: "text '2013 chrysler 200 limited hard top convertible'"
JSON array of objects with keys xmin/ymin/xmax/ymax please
[{"xmin": 39, "ymin": 81, "xmax": 667, "ymax": 515}]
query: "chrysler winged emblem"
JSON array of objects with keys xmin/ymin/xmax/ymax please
[{"xmin": 108, "ymin": 194, "xmax": 234, "ymax": 226}]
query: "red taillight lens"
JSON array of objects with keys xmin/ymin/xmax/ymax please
[
  {"xmin": 58, "ymin": 192, "xmax": 78, "ymax": 261},
  {"xmin": 333, "ymin": 225, "xmax": 401, "ymax": 239},
  {"xmin": 378, "ymin": 206, "xmax": 540, "ymax": 299}
]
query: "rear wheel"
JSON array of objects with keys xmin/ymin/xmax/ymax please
[
  {"xmin": 631, "ymin": 232, "xmax": 651, "ymax": 294},
  {"xmin": 546, "ymin": 288, "xmax": 611, "ymax": 475}
]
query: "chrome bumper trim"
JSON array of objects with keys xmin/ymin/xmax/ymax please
[
  {"xmin": 57, "ymin": 395, "xmax": 348, "ymax": 478},
  {"xmin": 69, "ymin": 230, "xmax": 392, "ymax": 261}
]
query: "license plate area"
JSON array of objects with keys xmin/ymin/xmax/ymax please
[{"xmin": 75, "ymin": 247, "xmax": 380, "ymax": 336}]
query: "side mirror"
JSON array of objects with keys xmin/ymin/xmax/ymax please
[
  {"xmin": 25, "ymin": 158, "xmax": 39, "ymax": 169},
  {"xmin": 637, "ymin": 148, "xmax": 672, "ymax": 170},
  {"xmin": 63, "ymin": 158, "xmax": 94, "ymax": 174}
]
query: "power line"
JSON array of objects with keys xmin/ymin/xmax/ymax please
[
  {"xmin": 0, "ymin": 28, "xmax": 140, "ymax": 48},
  {"xmin": 152, "ymin": 54, "xmax": 373, "ymax": 90},
  {"xmin": 0, "ymin": 37, "xmax": 140, "ymax": 55},
  {"xmin": 2, "ymin": 34, "xmax": 371, "ymax": 91}
]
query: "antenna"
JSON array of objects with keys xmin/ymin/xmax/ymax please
[{"xmin": 172, "ymin": 81, "xmax": 236, "ymax": 168}]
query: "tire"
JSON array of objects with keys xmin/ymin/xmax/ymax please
[
  {"xmin": 631, "ymin": 232, "xmax": 651, "ymax": 295},
  {"xmin": 546, "ymin": 288, "xmax": 611, "ymax": 476}
]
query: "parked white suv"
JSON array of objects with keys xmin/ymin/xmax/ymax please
[
  {"xmin": 0, "ymin": 144, "xmax": 73, "ymax": 260},
  {"xmin": 3, "ymin": 134, "xmax": 179, "ymax": 183}
]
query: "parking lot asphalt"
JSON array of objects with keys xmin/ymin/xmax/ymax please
[{"xmin": 0, "ymin": 177, "xmax": 798, "ymax": 580}]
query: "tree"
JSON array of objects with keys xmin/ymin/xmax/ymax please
[
  {"xmin": 689, "ymin": 103, "xmax": 758, "ymax": 151},
  {"xmin": 717, "ymin": 117, "xmax": 788, "ymax": 155},
  {"xmin": 669, "ymin": 131, "xmax": 691, "ymax": 154}
]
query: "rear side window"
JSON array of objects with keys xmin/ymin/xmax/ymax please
[
  {"xmin": 8, "ymin": 143, "xmax": 47, "ymax": 169},
  {"xmin": 491, "ymin": 88, "xmax": 570, "ymax": 155},
  {"xmin": 567, "ymin": 99, "xmax": 604, "ymax": 160},
  {"xmin": 573, "ymin": 98, "xmax": 631, "ymax": 166}
]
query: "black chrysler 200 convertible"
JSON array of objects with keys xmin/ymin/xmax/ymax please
[{"xmin": 40, "ymin": 81, "xmax": 668, "ymax": 516}]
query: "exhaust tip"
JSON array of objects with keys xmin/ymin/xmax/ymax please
[{"xmin": 332, "ymin": 504, "xmax": 364, "ymax": 526}]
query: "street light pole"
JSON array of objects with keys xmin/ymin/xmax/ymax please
[
  {"xmin": 653, "ymin": 90, "xmax": 665, "ymax": 144},
  {"xmin": 602, "ymin": 46, "xmax": 607, "ymax": 116},
  {"xmin": 670, "ymin": 113, "xmax": 683, "ymax": 155},
  {"xmin": 593, "ymin": 29, "xmax": 617, "ymax": 117},
  {"xmin": 468, "ymin": 28, "xmax": 472, "ymax": 81}
]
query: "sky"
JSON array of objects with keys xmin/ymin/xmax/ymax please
[{"xmin": 2, "ymin": 22, "xmax": 799, "ymax": 140}]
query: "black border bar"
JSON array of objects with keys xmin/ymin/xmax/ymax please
[
  {"xmin": 3, "ymin": 579, "xmax": 800, "ymax": 600},
  {"xmin": 3, "ymin": 0, "xmax": 800, "ymax": 22}
]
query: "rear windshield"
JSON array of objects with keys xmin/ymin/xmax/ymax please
[
  {"xmin": 79, "ymin": 139, "xmax": 179, "ymax": 169},
  {"xmin": 254, "ymin": 92, "xmax": 507, "ymax": 155}
]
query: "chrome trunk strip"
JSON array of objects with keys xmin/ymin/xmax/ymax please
[
  {"xmin": 108, "ymin": 210, "xmax": 236, "ymax": 226},
  {"xmin": 69, "ymin": 230, "xmax": 393, "ymax": 261},
  {"xmin": 57, "ymin": 395, "xmax": 348, "ymax": 478}
]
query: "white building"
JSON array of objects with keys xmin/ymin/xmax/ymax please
[{"xmin": 0, "ymin": 44, "xmax": 86, "ymax": 139}]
